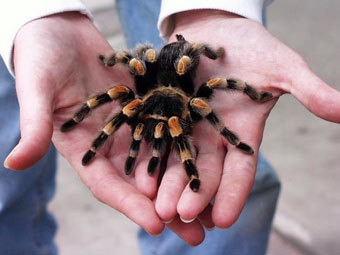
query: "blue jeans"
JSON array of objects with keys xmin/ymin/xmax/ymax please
[
  {"xmin": 0, "ymin": 1, "xmax": 280, "ymax": 255},
  {"xmin": 0, "ymin": 57, "xmax": 57, "ymax": 255}
]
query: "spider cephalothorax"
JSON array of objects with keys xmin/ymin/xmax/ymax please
[{"xmin": 61, "ymin": 34, "xmax": 272, "ymax": 192}]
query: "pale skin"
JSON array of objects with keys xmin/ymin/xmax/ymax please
[{"xmin": 4, "ymin": 10, "xmax": 340, "ymax": 245}]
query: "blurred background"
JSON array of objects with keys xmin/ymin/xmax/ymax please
[{"xmin": 49, "ymin": 0, "xmax": 340, "ymax": 254}]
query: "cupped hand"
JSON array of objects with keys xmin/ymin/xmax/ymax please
[
  {"xmin": 151, "ymin": 10, "xmax": 340, "ymax": 233},
  {"xmin": 4, "ymin": 12, "xmax": 168, "ymax": 236},
  {"xmin": 5, "ymin": 11, "xmax": 211, "ymax": 244}
]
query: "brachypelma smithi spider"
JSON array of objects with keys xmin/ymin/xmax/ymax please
[{"xmin": 61, "ymin": 34, "xmax": 272, "ymax": 192}]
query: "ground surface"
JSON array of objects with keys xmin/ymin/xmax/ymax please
[{"xmin": 50, "ymin": 0, "xmax": 340, "ymax": 254}]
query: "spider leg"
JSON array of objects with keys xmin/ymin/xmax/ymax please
[
  {"xmin": 168, "ymin": 116, "xmax": 200, "ymax": 192},
  {"xmin": 103, "ymin": 45, "xmax": 157, "ymax": 76},
  {"xmin": 175, "ymin": 43, "xmax": 223, "ymax": 76},
  {"xmin": 100, "ymin": 45, "xmax": 158, "ymax": 96},
  {"xmin": 131, "ymin": 45, "xmax": 159, "ymax": 95},
  {"xmin": 147, "ymin": 121, "xmax": 166, "ymax": 175},
  {"xmin": 82, "ymin": 98, "xmax": 144, "ymax": 165},
  {"xmin": 190, "ymin": 98, "xmax": 254, "ymax": 154},
  {"xmin": 130, "ymin": 48, "xmax": 158, "ymax": 77},
  {"xmin": 196, "ymin": 78, "xmax": 273, "ymax": 101},
  {"xmin": 175, "ymin": 34, "xmax": 224, "ymax": 59},
  {"xmin": 100, "ymin": 50, "xmax": 146, "ymax": 75},
  {"xmin": 176, "ymin": 34, "xmax": 186, "ymax": 41},
  {"xmin": 125, "ymin": 123, "xmax": 144, "ymax": 175},
  {"xmin": 191, "ymin": 43, "xmax": 224, "ymax": 60},
  {"xmin": 134, "ymin": 45, "xmax": 158, "ymax": 64},
  {"xmin": 99, "ymin": 51, "xmax": 133, "ymax": 66},
  {"xmin": 61, "ymin": 86, "xmax": 135, "ymax": 132},
  {"xmin": 99, "ymin": 44, "xmax": 157, "ymax": 68}
]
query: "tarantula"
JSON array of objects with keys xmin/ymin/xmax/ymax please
[{"xmin": 61, "ymin": 34, "xmax": 272, "ymax": 192}]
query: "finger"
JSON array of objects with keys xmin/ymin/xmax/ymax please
[
  {"xmin": 155, "ymin": 155, "xmax": 187, "ymax": 223},
  {"xmin": 4, "ymin": 70, "xmax": 54, "ymax": 170},
  {"xmin": 290, "ymin": 67, "xmax": 340, "ymax": 123},
  {"xmin": 177, "ymin": 127, "xmax": 225, "ymax": 222},
  {"xmin": 166, "ymin": 215, "xmax": 205, "ymax": 246},
  {"xmin": 197, "ymin": 203, "xmax": 215, "ymax": 230},
  {"xmin": 70, "ymin": 152, "xmax": 165, "ymax": 235},
  {"xmin": 212, "ymin": 149, "xmax": 257, "ymax": 228}
]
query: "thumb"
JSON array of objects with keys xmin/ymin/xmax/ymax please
[
  {"xmin": 290, "ymin": 67, "xmax": 340, "ymax": 123},
  {"xmin": 4, "ymin": 70, "xmax": 54, "ymax": 170}
]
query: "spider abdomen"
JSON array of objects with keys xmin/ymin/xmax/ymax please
[{"xmin": 143, "ymin": 92, "xmax": 185, "ymax": 118}]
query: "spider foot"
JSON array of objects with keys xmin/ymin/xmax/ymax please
[
  {"xmin": 147, "ymin": 157, "xmax": 159, "ymax": 175},
  {"xmin": 99, "ymin": 53, "xmax": 116, "ymax": 66},
  {"xmin": 259, "ymin": 91, "xmax": 273, "ymax": 101},
  {"xmin": 82, "ymin": 149, "xmax": 96, "ymax": 165},
  {"xmin": 236, "ymin": 142, "xmax": 254, "ymax": 155},
  {"xmin": 61, "ymin": 119, "xmax": 78, "ymax": 132},
  {"xmin": 184, "ymin": 160, "xmax": 200, "ymax": 192},
  {"xmin": 125, "ymin": 156, "xmax": 136, "ymax": 175},
  {"xmin": 189, "ymin": 177, "xmax": 200, "ymax": 192}
]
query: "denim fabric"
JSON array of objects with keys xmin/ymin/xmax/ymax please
[
  {"xmin": 116, "ymin": 0, "xmax": 164, "ymax": 49},
  {"xmin": 0, "ymin": 57, "xmax": 58, "ymax": 255},
  {"xmin": 116, "ymin": 1, "xmax": 280, "ymax": 254}
]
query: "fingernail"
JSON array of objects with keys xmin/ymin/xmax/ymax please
[
  {"xmin": 204, "ymin": 226, "xmax": 215, "ymax": 231},
  {"xmin": 162, "ymin": 219, "xmax": 174, "ymax": 224},
  {"xmin": 149, "ymin": 232, "xmax": 162, "ymax": 237},
  {"xmin": 3, "ymin": 144, "xmax": 20, "ymax": 169},
  {"xmin": 3, "ymin": 159, "xmax": 9, "ymax": 169},
  {"xmin": 216, "ymin": 226, "xmax": 228, "ymax": 230},
  {"xmin": 180, "ymin": 216, "xmax": 196, "ymax": 223}
]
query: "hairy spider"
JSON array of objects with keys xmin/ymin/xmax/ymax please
[{"xmin": 61, "ymin": 34, "xmax": 272, "ymax": 192}]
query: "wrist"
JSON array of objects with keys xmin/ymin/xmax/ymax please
[
  {"xmin": 13, "ymin": 11, "xmax": 109, "ymax": 79},
  {"xmin": 170, "ymin": 10, "xmax": 244, "ymax": 42},
  {"xmin": 15, "ymin": 11, "xmax": 91, "ymax": 40},
  {"xmin": 175, "ymin": 9, "xmax": 242, "ymax": 25}
]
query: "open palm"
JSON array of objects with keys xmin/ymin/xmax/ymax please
[
  {"xmin": 151, "ymin": 10, "xmax": 340, "ymax": 235},
  {"xmin": 8, "ymin": 13, "xmax": 168, "ymax": 236}
]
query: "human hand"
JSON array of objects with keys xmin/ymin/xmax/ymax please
[
  {"xmin": 4, "ymin": 12, "xmax": 166, "ymax": 236},
  {"xmin": 152, "ymin": 10, "xmax": 340, "ymax": 235},
  {"xmin": 4, "ymin": 11, "xmax": 213, "ymax": 245}
]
